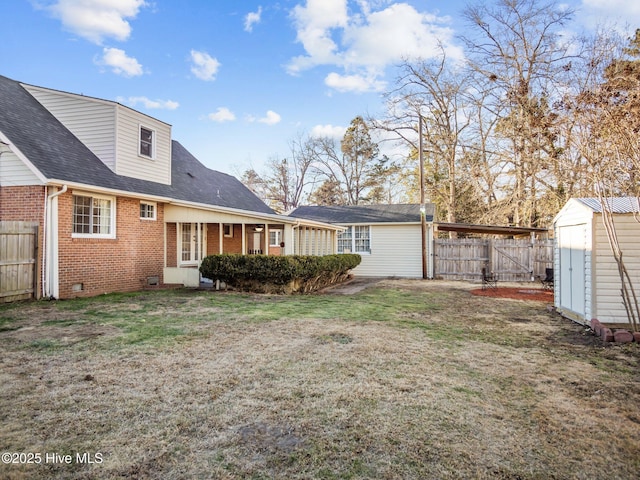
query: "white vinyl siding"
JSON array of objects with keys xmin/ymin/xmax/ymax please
[
  {"xmin": 23, "ymin": 85, "xmax": 117, "ymax": 170},
  {"xmin": 0, "ymin": 151, "xmax": 43, "ymax": 186},
  {"xmin": 592, "ymin": 215, "xmax": 640, "ymax": 324},
  {"xmin": 350, "ymin": 224, "xmax": 424, "ymax": 278},
  {"xmin": 115, "ymin": 105, "xmax": 171, "ymax": 184},
  {"xmin": 23, "ymin": 84, "xmax": 172, "ymax": 185}
]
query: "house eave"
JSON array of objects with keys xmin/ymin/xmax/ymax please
[
  {"xmin": 0, "ymin": 131, "xmax": 48, "ymax": 184},
  {"xmin": 43, "ymin": 179, "xmax": 341, "ymax": 231}
]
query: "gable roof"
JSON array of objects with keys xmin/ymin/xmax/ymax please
[
  {"xmin": 575, "ymin": 197, "xmax": 640, "ymax": 214},
  {"xmin": 0, "ymin": 74, "xmax": 273, "ymax": 214},
  {"xmin": 289, "ymin": 204, "xmax": 435, "ymax": 224}
]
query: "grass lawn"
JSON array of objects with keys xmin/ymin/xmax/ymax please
[{"xmin": 1, "ymin": 279, "xmax": 639, "ymax": 479}]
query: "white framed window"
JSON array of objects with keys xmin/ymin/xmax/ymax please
[
  {"xmin": 139, "ymin": 201, "xmax": 156, "ymax": 220},
  {"xmin": 223, "ymin": 224, "xmax": 233, "ymax": 238},
  {"xmin": 139, "ymin": 125, "xmax": 155, "ymax": 159},
  {"xmin": 72, "ymin": 193, "xmax": 116, "ymax": 238},
  {"xmin": 179, "ymin": 222, "xmax": 206, "ymax": 266},
  {"xmin": 269, "ymin": 230, "xmax": 283, "ymax": 246},
  {"xmin": 337, "ymin": 225, "xmax": 370, "ymax": 254},
  {"xmin": 337, "ymin": 226, "xmax": 353, "ymax": 253},
  {"xmin": 354, "ymin": 225, "xmax": 371, "ymax": 253}
]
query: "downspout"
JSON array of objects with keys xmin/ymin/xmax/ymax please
[
  {"xmin": 44, "ymin": 185, "xmax": 67, "ymax": 299},
  {"xmin": 41, "ymin": 186, "xmax": 47, "ymax": 298}
]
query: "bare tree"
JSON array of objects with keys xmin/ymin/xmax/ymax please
[
  {"xmin": 566, "ymin": 29, "xmax": 640, "ymax": 330},
  {"xmin": 241, "ymin": 133, "xmax": 316, "ymax": 213},
  {"xmin": 374, "ymin": 47, "xmax": 484, "ymax": 229},
  {"xmin": 462, "ymin": 0, "xmax": 575, "ymax": 226},
  {"xmin": 310, "ymin": 116, "xmax": 386, "ymax": 205}
]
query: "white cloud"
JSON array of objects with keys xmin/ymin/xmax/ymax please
[
  {"xmin": 96, "ymin": 47, "xmax": 143, "ymax": 77},
  {"xmin": 248, "ymin": 110, "xmax": 282, "ymax": 125},
  {"xmin": 287, "ymin": 1, "xmax": 463, "ymax": 92},
  {"xmin": 310, "ymin": 124, "xmax": 346, "ymax": 139},
  {"xmin": 579, "ymin": 0, "xmax": 640, "ymax": 31},
  {"xmin": 342, "ymin": 4, "xmax": 461, "ymax": 67},
  {"xmin": 288, "ymin": 0, "xmax": 349, "ymax": 73},
  {"xmin": 583, "ymin": 0, "xmax": 640, "ymax": 15},
  {"xmin": 47, "ymin": 0, "xmax": 146, "ymax": 44},
  {"xmin": 244, "ymin": 6, "xmax": 262, "ymax": 32},
  {"xmin": 258, "ymin": 110, "xmax": 281, "ymax": 125},
  {"xmin": 325, "ymin": 72, "xmax": 385, "ymax": 93},
  {"xmin": 118, "ymin": 96, "xmax": 179, "ymax": 110},
  {"xmin": 208, "ymin": 107, "xmax": 236, "ymax": 122},
  {"xmin": 190, "ymin": 50, "xmax": 221, "ymax": 81}
]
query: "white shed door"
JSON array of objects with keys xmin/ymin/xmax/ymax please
[{"xmin": 558, "ymin": 224, "xmax": 586, "ymax": 316}]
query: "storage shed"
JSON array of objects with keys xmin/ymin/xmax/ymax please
[{"xmin": 553, "ymin": 197, "xmax": 640, "ymax": 326}]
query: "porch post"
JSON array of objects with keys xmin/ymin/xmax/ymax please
[
  {"xmin": 264, "ymin": 222, "xmax": 269, "ymax": 254},
  {"xmin": 219, "ymin": 222, "xmax": 223, "ymax": 254},
  {"xmin": 241, "ymin": 224, "xmax": 246, "ymax": 254}
]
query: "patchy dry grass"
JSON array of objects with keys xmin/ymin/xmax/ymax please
[{"xmin": 1, "ymin": 280, "xmax": 639, "ymax": 479}]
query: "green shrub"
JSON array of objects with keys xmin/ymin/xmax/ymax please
[{"xmin": 199, "ymin": 254, "xmax": 361, "ymax": 293}]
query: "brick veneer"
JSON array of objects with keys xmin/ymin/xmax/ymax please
[
  {"xmin": 0, "ymin": 185, "xmax": 46, "ymax": 298},
  {"xmin": 56, "ymin": 191, "xmax": 165, "ymax": 298},
  {"xmin": 225, "ymin": 224, "xmax": 243, "ymax": 253},
  {"xmin": 166, "ymin": 223, "xmax": 177, "ymax": 267},
  {"xmin": 206, "ymin": 223, "xmax": 221, "ymax": 255}
]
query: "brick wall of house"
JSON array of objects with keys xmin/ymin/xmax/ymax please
[
  {"xmin": 56, "ymin": 191, "xmax": 165, "ymax": 298},
  {"xmin": 224, "ymin": 224, "xmax": 243, "ymax": 253},
  {"xmin": 0, "ymin": 185, "xmax": 46, "ymax": 298},
  {"xmin": 206, "ymin": 223, "xmax": 220, "ymax": 255},
  {"xmin": 166, "ymin": 223, "xmax": 177, "ymax": 267}
]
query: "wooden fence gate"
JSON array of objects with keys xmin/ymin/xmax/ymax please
[
  {"xmin": 434, "ymin": 237, "xmax": 553, "ymax": 282},
  {"xmin": 0, "ymin": 221, "xmax": 38, "ymax": 303}
]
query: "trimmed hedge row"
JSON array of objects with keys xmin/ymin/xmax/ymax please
[{"xmin": 199, "ymin": 254, "xmax": 361, "ymax": 294}]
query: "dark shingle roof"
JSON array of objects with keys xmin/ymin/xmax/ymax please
[
  {"xmin": 0, "ymin": 74, "xmax": 273, "ymax": 214},
  {"xmin": 169, "ymin": 141, "xmax": 273, "ymax": 213},
  {"xmin": 289, "ymin": 204, "xmax": 435, "ymax": 224}
]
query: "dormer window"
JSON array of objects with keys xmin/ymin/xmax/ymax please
[{"xmin": 139, "ymin": 126, "xmax": 154, "ymax": 159}]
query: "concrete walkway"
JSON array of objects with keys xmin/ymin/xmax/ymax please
[{"xmin": 322, "ymin": 277, "xmax": 385, "ymax": 295}]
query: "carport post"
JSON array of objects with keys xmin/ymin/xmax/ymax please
[{"xmin": 419, "ymin": 114, "xmax": 428, "ymax": 279}]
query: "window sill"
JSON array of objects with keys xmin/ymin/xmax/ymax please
[{"xmin": 72, "ymin": 234, "xmax": 116, "ymax": 240}]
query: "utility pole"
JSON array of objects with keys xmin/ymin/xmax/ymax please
[{"xmin": 419, "ymin": 114, "xmax": 428, "ymax": 279}]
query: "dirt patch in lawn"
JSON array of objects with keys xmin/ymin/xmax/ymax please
[
  {"xmin": 0, "ymin": 308, "xmax": 121, "ymax": 346},
  {"xmin": 470, "ymin": 286, "xmax": 554, "ymax": 302}
]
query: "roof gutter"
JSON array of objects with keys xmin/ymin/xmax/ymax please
[{"xmin": 44, "ymin": 179, "xmax": 342, "ymax": 231}]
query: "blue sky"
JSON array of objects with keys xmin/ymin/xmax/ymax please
[{"xmin": 2, "ymin": 0, "xmax": 638, "ymax": 175}]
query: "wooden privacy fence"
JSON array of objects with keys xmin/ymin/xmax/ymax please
[
  {"xmin": 434, "ymin": 237, "xmax": 553, "ymax": 282},
  {"xmin": 0, "ymin": 221, "xmax": 38, "ymax": 302}
]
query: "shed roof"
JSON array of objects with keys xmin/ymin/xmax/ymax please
[
  {"xmin": 289, "ymin": 204, "xmax": 435, "ymax": 224},
  {"xmin": 575, "ymin": 197, "xmax": 640, "ymax": 214}
]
